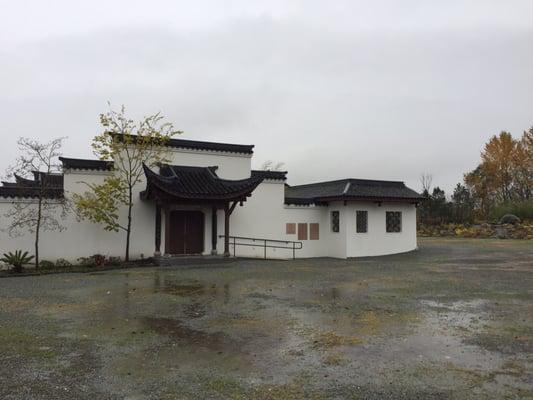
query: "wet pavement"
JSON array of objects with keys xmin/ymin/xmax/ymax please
[{"xmin": 0, "ymin": 238, "xmax": 532, "ymax": 399}]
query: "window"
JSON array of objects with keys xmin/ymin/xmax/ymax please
[
  {"xmin": 286, "ymin": 223, "xmax": 296, "ymax": 235},
  {"xmin": 331, "ymin": 211, "xmax": 340, "ymax": 233},
  {"xmin": 310, "ymin": 223, "xmax": 319, "ymax": 240},
  {"xmin": 386, "ymin": 211, "xmax": 402, "ymax": 233},
  {"xmin": 356, "ymin": 210, "xmax": 368, "ymax": 233},
  {"xmin": 298, "ymin": 223, "xmax": 308, "ymax": 240}
]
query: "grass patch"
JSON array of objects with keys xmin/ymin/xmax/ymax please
[
  {"xmin": 465, "ymin": 324, "xmax": 533, "ymax": 354},
  {"xmin": 205, "ymin": 376, "xmax": 328, "ymax": 400},
  {"xmin": 0, "ymin": 327, "xmax": 58, "ymax": 360},
  {"xmin": 323, "ymin": 352, "xmax": 347, "ymax": 366},
  {"xmin": 312, "ymin": 331, "xmax": 362, "ymax": 348}
]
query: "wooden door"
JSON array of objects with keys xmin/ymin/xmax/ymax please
[
  {"xmin": 185, "ymin": 211, "xmax": 204, "ymax": 254},
  {"xmin": 167, "ymin": 210, "xmax": 204, "ymax": 255}
]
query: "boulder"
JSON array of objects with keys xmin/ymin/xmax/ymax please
[{"xmin": 499, "ymin": 214, "xmax": 521, "ymax": 225}]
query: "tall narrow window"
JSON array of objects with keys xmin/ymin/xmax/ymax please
[
  {"xmin": 386, "ymin": 211, "xmax": 402, "ymax": 233},
  {"xmin": 298, "ymin": 223, "xmax": 308, "ymax": 240},
  {"xmin": 356, "ymin": 210, "xmax": 368, "ymax": 233},
  {"xmin": 331, "ymin": 211, "xmax": 340, "ymax": 233},
  {"xmin": 310, "ymin": 223, "xmax": 319, "ymax": 240}
]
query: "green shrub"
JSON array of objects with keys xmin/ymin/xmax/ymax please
[
  {"xmin": 0, "ymin": 250, "xmax": 34, "ymax": 273},
  {"xmin": 55, "ymin": 258, "xmax": 72, "ymax": 268},
  {"xmin": 107, "ymin": 256, "xmax": 121, "ymax": 265},
  {"xmin": 39, "ymin": 260, "xmax": 56, "ymax": 269},
  {"xmin": 490, "ymin": 201, "xmax": 533, "ymax": 222},
  {"xmin": 77, "ymin": 256, "xmax": 95, "ymax": 267},
  {"xmin": 77, "ymin": 254, "xmax": 114, "ymax": 267}
]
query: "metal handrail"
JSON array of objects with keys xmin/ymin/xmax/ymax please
[{"xmin": 218, "ymin": 235, "xmax": 303, "ymax": 259}]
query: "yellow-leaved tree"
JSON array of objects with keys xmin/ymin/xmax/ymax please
[
  {"xmin": 465, "ymin": 129, "xmax": 532, "ymax": 220},
  {"xmin": 74, "ymin": 105, "xmax": 182, "ymax": 261}
]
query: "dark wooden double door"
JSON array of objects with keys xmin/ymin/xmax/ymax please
[{"xmin": 166, "ymin": 210, "xmax": 204, "ymax": 255}]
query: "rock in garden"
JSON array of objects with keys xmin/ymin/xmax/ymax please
[{"xmin": 499, "ymin": 214, "xmax": 521, "ymax": 225}]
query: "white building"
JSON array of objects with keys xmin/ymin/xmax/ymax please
[{"xmin": 0, "ymin": 137, "xmax": 423, "ymax": 261}]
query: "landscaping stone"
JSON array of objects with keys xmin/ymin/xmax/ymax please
[{"xmin": 499, "ymin": 214, "xmax": 521, "ymax": 225}]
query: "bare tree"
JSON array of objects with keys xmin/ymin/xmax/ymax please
[
  {"xmin": 420, "ymin": 173, "xmax": 433, "ymax": 194},
  {"xmin": 3, "ymin": 137, "xmax": 69, "ymax": 268}
]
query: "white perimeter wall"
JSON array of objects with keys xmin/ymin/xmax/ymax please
[
  {"xmin": 0, "ymin": 146, "xmax": 418, "ymax": 261},
  {"xmin": 0, "ymin": 170, "xmax": 155, "ymax": 262}
]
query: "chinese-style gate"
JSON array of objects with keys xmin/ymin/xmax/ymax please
[{"xmin": 141, "ymin": 164, "xmax": 263, "ymax": 257}]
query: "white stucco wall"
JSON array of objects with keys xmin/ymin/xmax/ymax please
[
  {"xmin": 0, "ymin": 167, "xmax": 158, "ymax": 262},
  {"xmin": 165, "ymin": 148, "xmax": 252, "ymax": 179},
  {"xmin": 224, "ymin": 195, "xmax": 417, "ymax": 259},
  {"xmin": 344, "ymin": 202, "xmax": 418, "ymax": 257},
  {"xmin": 224, "ymin": 181, "xmax": 326, "ymax": 259},
  {"xmin": 0, "ymin": 146, "xmax": 418, "ymax": 262}
]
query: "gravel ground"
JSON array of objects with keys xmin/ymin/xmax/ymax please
[{"xmin": 0, "ymin": 238, "xmax": 532, "ymax": 399}]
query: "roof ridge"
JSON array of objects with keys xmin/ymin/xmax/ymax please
[
  {"xmin": 59, "ymin": 156, "xmax": 109, "ymax": 162},
  {"xmin": 113, "ymin": 133, "xmax": 255, "ymax": 155},
  {"xmin": 251, "ymin": 169, "xmax": 288, "ymax": 173},
  {"xmin": 288, "ymin": 178, "xmax": 350, "ymax": 188},
  {"xmin": 349, "ymin": 178, "xmax": 405, "ymax": 185},
  {"xmin": 289, "ymin": 178, "xmax": 406, "ymax": 189}
]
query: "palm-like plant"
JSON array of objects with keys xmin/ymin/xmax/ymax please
[{"xmin": 1, "ymin": 250, "xmax": 34, "ymax": 273}]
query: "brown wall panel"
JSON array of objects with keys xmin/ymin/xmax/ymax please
[
  {"xmin": 310, "ymin": 223, "xmax": 319, "ymax": 240},
  {"xmin": 286, "ymin": 223, "xmax": 296, "ymax": 234},
  {"xmin": 297, "ymin": 223, "xmax": 308, "ymax": 240}
]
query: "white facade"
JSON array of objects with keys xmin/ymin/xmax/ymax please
[{"xmin": 0, "ymin": 140, "xmax": 420, "ymax": 261}]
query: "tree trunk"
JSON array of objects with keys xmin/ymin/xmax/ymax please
[
  {"xmin": 35, "ymin": 198, "xmax": 42, "ymax": 269},
  {"xmin": 125, "ymin": 187, "xmax": 133, "ymax": 262}
]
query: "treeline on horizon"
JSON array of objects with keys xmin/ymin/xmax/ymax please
[{"xmin": 419, "ymin": 127, "xmax": 533, "ymax": 225}]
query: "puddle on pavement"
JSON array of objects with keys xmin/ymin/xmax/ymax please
[
  {"xmin": 420, "ymin": 299, "xmax": 488, "ymax": 312},
  {"xmin": 151, "ymin": 275, "xmax": 233, "ymax": 302},
  {"xmin": 142, "ymin": 317, "xmax": 228, "ymax": 350},
  {"xmin": 154, "ymin": 280, "xmax": 205, "ymax": 296}
]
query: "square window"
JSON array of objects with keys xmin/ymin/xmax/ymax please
[
  {"xmin": 386, "ymin": 211, "xmax": 402, "ymax": 233},
  {"xmin": 286, "ymin": 223, "xmax": 296, "ymax": 234},
  {"xmin": 356, "ymin": 210, "xmax": 368, "ymax": 233},
  {"xmin": 331, "ymin": 211, "xmax": 340, "ymax": 233}
]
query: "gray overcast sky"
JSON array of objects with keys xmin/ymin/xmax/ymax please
[{"xmin": 1, "ymin": 0, "xmax": 532, "ymax": 193}]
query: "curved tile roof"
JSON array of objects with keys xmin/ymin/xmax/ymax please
[
  {"xmin": 250, "ymin": 170, "xmax": 287, "ymax": 181},
  {"xmin": 59, "ymin": 157, "xmax": 114, "ymax": 171},
  {"xmin": 0, "ymin": 172, "xmax": 64, "ymax": 199},
  {"xmin": 112, "ymin": 134, "xmax": 254, "ymax": 155},
  {"xmin": 141, "ymin": 164, "xmax": 264, "ymax": 201},
  {"xmin": 285, "ymin": 178, "xmax": 423, "ymax": 205}
]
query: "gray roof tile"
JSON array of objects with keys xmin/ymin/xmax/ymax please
[{"xmin": 285, "ymin": 178, "xmax": 422, "ymax": 205}]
